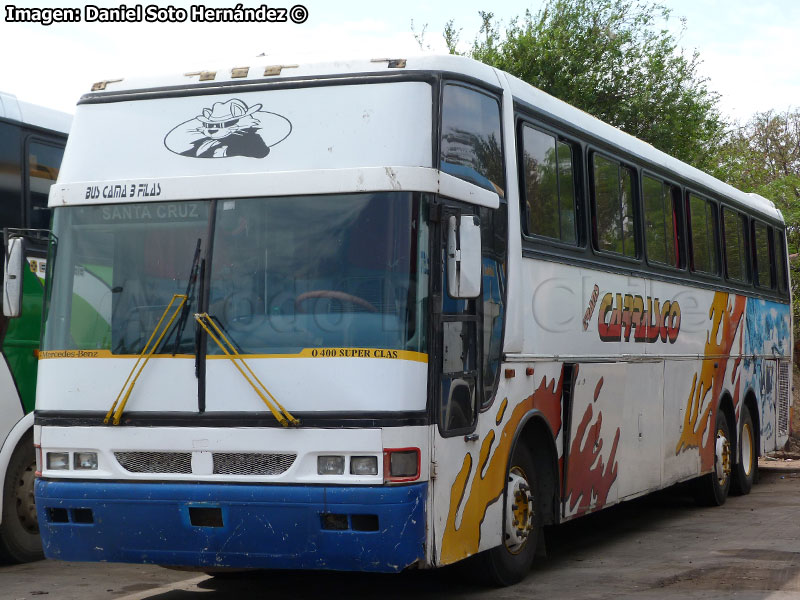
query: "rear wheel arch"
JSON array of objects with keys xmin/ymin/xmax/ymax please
[{"xmin": 718, "ymin": 393, "xmax": 737, "ymax": 464}]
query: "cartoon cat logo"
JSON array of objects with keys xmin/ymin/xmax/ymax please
[{"xmin": 164, "ymin": 98, "xmax": 292, "ymax": 159}]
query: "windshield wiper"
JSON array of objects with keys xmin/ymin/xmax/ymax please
[
  {"xmin": 105, "ymin": 293, "xmax": 187, "ymax": 425},
  {"xmin": 160, "ymin": 237, "xmax": 202, "ymax": 355},
  {"xmin": 195, "ymin": 312, "xmax": 299, "ymax": 427}
]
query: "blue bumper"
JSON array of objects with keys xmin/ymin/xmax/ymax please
[{"xmin": 36, "ymin": 479, "xmax": 427, "ymax": 572}]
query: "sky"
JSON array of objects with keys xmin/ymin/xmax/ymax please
[{"xmin": 1, "ymin": 0, "xmax": 798, "ymax": 122}]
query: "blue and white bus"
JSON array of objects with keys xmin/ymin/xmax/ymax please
[{"xmin": 27, "ymin": 56, "xmax": 790, "ymax": 585}]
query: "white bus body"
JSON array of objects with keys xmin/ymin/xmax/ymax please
[{"xmin": 33, "ymin": 56, "xmax": 791, "ymax": 584}]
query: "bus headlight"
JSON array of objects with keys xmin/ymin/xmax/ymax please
[
  {"xmin": 350, "ymin": 456, "xmax": 378, "ymax": 476},
  {"xmin": 317, "ymin": 455, "xmax": 345, "ymax": 475},
  {"xmin": 74, "ymin": 452, "xmax": 98, "ymax": 470},
  {"xmin": 46, "ymin": 452, "xmax": 70, "ymax": 470}
]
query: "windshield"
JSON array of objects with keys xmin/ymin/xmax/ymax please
[
  {"xmin": 43, "ymin": 202, "xmax": 210, "ymax": 354},
  {"xmin": 43, "ymin": 193, "xmax": 429, "ymax": 356}
]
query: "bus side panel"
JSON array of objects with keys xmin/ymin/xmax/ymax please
[
  {"xmin": 562, "ymin": 363, "xmax": 623, "ymax": 520},
  {"xmin": 0, "ymin": 359, "xmax": 23, "ymax": 448},
  {"xmin": 618, "ymin": 361, "xmax": 663, "ymax": 500},
  {"xmin": 742, "ymin": 297, "xmax": 792, "ymax": 451},
  {"xmin": 660, "ymin": 292, "xmax": 794, "ymax": 484},
  {"xmin": 433, "ymin": 361, "xmax": 564, "ymax": 566}
]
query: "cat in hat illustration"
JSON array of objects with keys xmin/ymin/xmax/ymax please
[{"xmin": 164, "ymin": 98, "xmax": 292, "ymax": 159}]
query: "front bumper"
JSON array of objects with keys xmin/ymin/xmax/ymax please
[{"xmin": 36, "ymin": 479, "xmax": 427, "ymax": 572}]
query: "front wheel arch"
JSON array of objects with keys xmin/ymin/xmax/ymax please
[{"xmin": 507, "ymin": 410, "xmax": 560, "ymax": 526}]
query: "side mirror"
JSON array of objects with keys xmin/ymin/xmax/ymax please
[
  {"xmin": 4, "ymin": 236, "xmax": 25, "ymax": 318},
  {"xmin": 447, "ymin": 214, "xmax": 482, "ymax": 299}
]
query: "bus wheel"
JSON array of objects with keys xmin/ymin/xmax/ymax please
[
  {"xmin": 731, "ymin": 406, "xmax": 756, "ymax": 496},
  {"xmin": 691, "ymin": 410, "xmax": 732, "ymax": 507},
  {"xmin": 0, "ymin": 436, "xmax": 43, "ymax": 563},
  {"xmin": 481, "ymin": 442, "xmax": 539, "ymax": 586}
]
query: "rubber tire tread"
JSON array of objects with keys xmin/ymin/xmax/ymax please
[
  {"xmin": 479, "ymin": 442, "xmax": 540, "ymax": 587},
  {"xmin": 0, "ymin": 435, "xmax": 43, "ymax": 563},
  {"xmin": 731, "ymin": 406, "xmax": 756, "ymax": 496},
  {"xmin": 691, "ymin": 410, "xmax": 732, "ymax": 507}
]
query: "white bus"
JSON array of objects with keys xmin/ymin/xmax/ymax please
[
  {"xmin": 0, "ymin": 91, "xmax": 69, "ymax": 562},
  {"xmin": 26, "ymin": 55, "xmax": 790, "ymax": 585}
]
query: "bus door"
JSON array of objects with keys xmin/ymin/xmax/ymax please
[{"xmin": 429, "ymin": 200, "xmax": 508, "ymax": 565}]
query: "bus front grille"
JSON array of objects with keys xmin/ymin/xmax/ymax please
[
  {"xmin": 115, "ymin": 451, "xmax": 193, "ymax": 474},
  {"xmin": 213, "ymin": 452, "xmax": 296, "ymax": 475},
  {"xmin": 113, "ymin": 451, "xmax": 297, "ymax": 475}
]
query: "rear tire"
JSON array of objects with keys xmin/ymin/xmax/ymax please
[
  {"xmin": 0, "ymin": 435, "xmax": 43, "ymax": 563},
  {"xmin": 731, "ymin": 406, "xmax": 756, "ymax": 496},
  {"xmin": 478, "ymin": 442, "xmax": 540, "ymax": 586},
  {"xmin": 691, "ymin": 410, "xmax": 732, "ymax": 507}
]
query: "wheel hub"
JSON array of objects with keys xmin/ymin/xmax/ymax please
[
  {"xmin": 715, "ymin": 428, "xmax": 731, "ymax": 486},
  {"xmin": 504, "ymin": 467, "xmax": 534, "ymax": 554},
  {"xmin": 14, "ymin": 459, "xmax": 39, "ymax": 535},
  {"xmin": 742, "ymin": 423, "xmax": 753, "ymax": 477}
]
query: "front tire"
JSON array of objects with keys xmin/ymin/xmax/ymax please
[
  {"xmin": 479, "ymin": 443, "xmax": 540, "ymax": 586},
  {"xmin": 691, "ymin": 410, "xmax": 732, "ymax": 507},
  {"xmin": 731, "ymin": 406, "xmax": 756, "ymax": 495},
  {"xmin": 0, "ymin": 435, "xmax": 43, "ymax": 563}
]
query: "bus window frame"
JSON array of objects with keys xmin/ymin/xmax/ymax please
[
  {"xmin": 751, "ymin": 217, "xmax": 775, "ymax": 291},
  {"xmin": 774, "ymin": 227, "xmax": 789, "ymax": 294},
  {"xmin": 588, "ymin": 149, "xmax": 640, "ymax": 262},
  {"xmin": 517, "ymin": 118, "xmax": 584, "ymax": 250},
  {"xmin": 23, "ymin": 135, "xmax": 66, "ymax": 230},
  {"xmin": 720, "ymin": 204, "xmax": 751, "ymax": 285},
  {"xmin": 640, "ymin": 169, "xmax": 685, "ymax": 272},
  {"xmin": 685, "ymin": 189, "xmax": 721, "ymax": 280},
  {"xmin": 438, "ymin": 79, "xmax": 506, "ymax": 200}
]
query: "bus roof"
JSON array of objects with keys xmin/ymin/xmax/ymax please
[
  {"xmin": 0, "ymin": 91, "xmax": 71, "ymax": 135},
  {"xmin": 78, "ymin": 54, "xmax": 779, "ymax": 222}
]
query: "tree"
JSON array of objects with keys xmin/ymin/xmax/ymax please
[
  {"xmin": 713, "ymin": 109, "xmax": 800, "ymax": 247},
  {"xmin": 712, "ymin": 109, "xmax": 800, "ymax": 344},
  {"xmin": 444, "ymin": 1, "xmax": 725, "ymax": 170}
]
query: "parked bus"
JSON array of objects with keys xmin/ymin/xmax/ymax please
[
  {"xmin": 0, "ymin": 92, "xmax": 69, "ymax": 562},
  {"xmin": 26, "ymin": 56, "xmax": 790, "ymax": 585}
]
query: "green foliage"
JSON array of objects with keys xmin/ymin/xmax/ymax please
[
  {"xmin": 446, "ymin": 0, "xmax": 725, "ymax": 170},
  {"xmin": 713, "ymin": 110, "xmax": 800, "ymax": 246},
  {"xmin": 711, "ymin": 110, "xmax": 800, "ymax": 344}
]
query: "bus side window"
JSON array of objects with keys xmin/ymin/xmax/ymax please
[
  {"xmin": 27, "ymin": 140, "xmax": 64, "ymax": 230},
  {"xmin": 591, "ymin": 153, "xmax": 636, "ymax": 258},
  {"xmin": 687, "ymin": 193, "xmax": 719, "ymax": 275},
  {"xmin": 520, "ymin": 125, "xmax": 577, "ymax": 244},
  {"xmin": 0, "ymin": 122, "xmax": 23, "ymax": 231},
  {"xmin": 643, "ymin": 175, "xmax": 680, "ymax": 267},
  {"xmin": 752, "ymin": 220, "xmax": 773, "ymax": 289},
  {"xmin": 440, "ymin": 83, "xmax": 505, "ymax": 197},
  {"xmin": 774, "ymin": 229, "xmax": 788, "ymax": 294},
  {"xmin": 722, "ymin": 207, "xmax": 748, "ymax": 283}
]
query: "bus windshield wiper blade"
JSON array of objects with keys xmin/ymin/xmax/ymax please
[
  {"xmin": 159, "ymin": 238, "xmax": 202, "ymax": 355},
  {"xmin": 194, "ymin": 312, "xmax": 299, "ymax": 427},
  {"xmin": 105, "ymin": 293, "xmax": 188, "ymax": 425}
]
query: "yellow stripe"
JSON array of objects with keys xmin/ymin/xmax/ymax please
[{"xmin": 39, "ymin": 347, "xmax": 428, "ymax": 363}]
